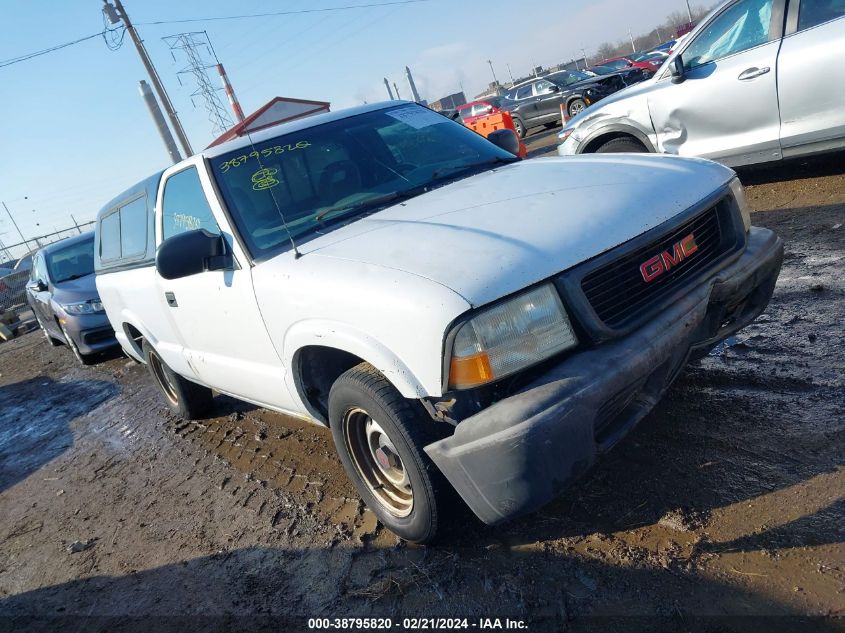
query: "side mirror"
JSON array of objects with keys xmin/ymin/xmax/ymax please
[
  {"xmin": 27, "ymin": 280, "xmax": 47, "ymax": 292},
  {"xmin": 670, "ymin": 55, "xmax": 686, "ymax": 83},
  {"xmin": 487, "ymin": 129, "xmax": 521, "ymax": 156},
  {"xmin": 547, "ymin": 84, "xmax": 560, "ymax": 93},
  {"xmin": 156, "ymin": 229, "xmax": 230, "ymax": 280}
]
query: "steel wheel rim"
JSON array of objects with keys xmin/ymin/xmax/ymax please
[
  {"xmin": 570, "ymin": 102, "xmax": 585, "ymax": 116},
  {"xmin": 343, "ymin": 407, "xmax": 413, "ymax": 518},
  {"xmin": 148, "ymin": 351, "xmax": 178, "ymax": 406},
  {"xmin": 514, "ymin": 120, "xmax": 524, "ymax": 135}
]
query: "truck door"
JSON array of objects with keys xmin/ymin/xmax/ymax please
[
  {"xmin": 648, "ymin": 0, "xmax": 785, "ymax": 165},
  {"xmin": 153, "ymin": 160, "xmax": 290, "ymax": 410},
  {"xmin": 777, "ymin": 0, "xmax": 845, "ymax": 154}
]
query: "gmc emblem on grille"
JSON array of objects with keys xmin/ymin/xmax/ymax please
[{"xmin": 639, "ymin": 233, "xmax": 699, "ymax": 283}]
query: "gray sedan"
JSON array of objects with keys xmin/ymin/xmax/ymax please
[
  {"xmin": 25, "ymin": 232, "xmax": 118, "ymax": 364},
  {"xmin": 558, "ymin": 0, "xmax": 845, "ymax": 166}
]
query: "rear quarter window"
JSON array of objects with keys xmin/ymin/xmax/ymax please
[
  {"xmin": 119, "ymin": 197, "xmax": 148, "ymax": 258},
  {"xmin": 98, "ymin": 194, "xmax": 150, "ymax": 264},
  {"xmin": 100, "ymin": 212, "xmax": 122, "ymax": 261}
]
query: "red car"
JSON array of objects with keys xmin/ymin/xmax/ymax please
[
  {"xmin": 594, "ymin": 56, "xmax": 661, "ymax": 74},
  {"xmin": 456, "ymin": 98, "xmax": 504, "ymax": 125}
]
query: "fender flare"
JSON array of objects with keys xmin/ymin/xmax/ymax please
[
  {"xmin": 578, "ymin": 123, "xmax": 657, "ymax": 154},
  {"xmin": 284, "ymin": 320, "xmax": 430, "ymax": 409}
]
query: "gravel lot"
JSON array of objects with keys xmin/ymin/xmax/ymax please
[{"xmin": 1, "ymin": 144, "xmax": 843, "ymax": 632}]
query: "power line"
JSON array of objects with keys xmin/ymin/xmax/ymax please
[
  {"xmin": 134, "ymin": 0, "xmax": 431, "ymax": 25},
  {"xmin": 0, "ymin": 31, "xmax": 106, "ymax": 69}
]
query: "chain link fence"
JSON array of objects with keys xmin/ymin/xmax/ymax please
[{"xmin": 0, "ymin": 222, "xmax": 95, "ymax": 313}]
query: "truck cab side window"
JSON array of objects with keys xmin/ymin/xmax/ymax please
[{"xmin": 161, "ymin": 167, "xmax": 220, "ymax": 241}]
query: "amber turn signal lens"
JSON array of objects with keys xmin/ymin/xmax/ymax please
[{"xmin": 449, "ymin": 352, "xmax": 494, "ymax": 389}]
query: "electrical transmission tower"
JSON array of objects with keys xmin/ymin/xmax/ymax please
[{"xmin": 162, "ymin": 31, "xmax": 234, "ymax": 136}]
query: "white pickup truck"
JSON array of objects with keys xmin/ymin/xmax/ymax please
[{"xmin": 95, "ymin": 102, "xmax": 783, "ymax": 543}]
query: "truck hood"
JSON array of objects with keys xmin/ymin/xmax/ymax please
[{"xmin": 299, "ymin": 155, "xmax": 735, "ymax": 307}]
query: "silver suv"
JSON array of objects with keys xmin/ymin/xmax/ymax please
[{"xmin": 558, "ymin": 0, "xmax": 845, "ymax": 166}]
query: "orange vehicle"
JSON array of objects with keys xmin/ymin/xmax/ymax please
[{"xmin": 455, "ymin": 97, "xmax": 504, "ymax": 126}]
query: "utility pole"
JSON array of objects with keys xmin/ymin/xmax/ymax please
[
  {"xmin": 70, "ymin": 214, "xmax": 82, "ymax": 234},
  {"xmin": 486, "ymin": 60, "xmax": 498, "ymax": 86},
  {"xmin": 393, "ymin": 82, "xmax": 401, "ymax": 100},
  {"xmin": 581, "ymin": 48, "xmax": 589, "ymax": 68},
  {"xmin": 404, "ymin": 66, "xmax": 421, "ymax": 103},
  {"xmin": 629, "ymin": 29, "xmax": 637, "ymax": 53},
  {"xmin": 383, "ymin": 78, "xmax": 395, "ymax": 100},
  {"xmin": 1, "ymin": 202, "xmax": 26, "ymax": 244},
  {"xmin": 685, "ymin": 0, "xmax": 694, "ymax": 22},
  {"xmin": 506, "ymin": 63, "xmax": 515, "ymax": 84},
  {"xmin": 655, "ymin": 27, "xmax": 664, "ymax": 43},
  {"xmin": 139, "ymin": 80, "xmax": 182, "ymax": 163},
  {"xmin": 103, "ymin": 0, "xmax": 194, "ymax": 156}
]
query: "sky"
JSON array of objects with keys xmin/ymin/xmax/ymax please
[{"xmin": 0, "ymin": 0, "xmax": 699, "ymax": 252}]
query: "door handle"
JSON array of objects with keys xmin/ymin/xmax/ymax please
[
  {"xmin": 738, "ymin": 66, "xmax": 770, "ymax": 80},
  {"xmin": 165, "ymin": 291, "xmax": 178, "ymax": 307}
]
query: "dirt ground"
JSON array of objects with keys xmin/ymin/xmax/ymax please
[{"xmin": 0, "ymin": 145, "xmax": 843, "ymax": 632}]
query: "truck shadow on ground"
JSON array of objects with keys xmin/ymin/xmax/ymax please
[
  {"xmin": 0, "ymin": 544, "xmax": 838, "ymax": 633},
  {"xmin": 0, "ymin": 377, "xmax": 117, "ymax": 493}
]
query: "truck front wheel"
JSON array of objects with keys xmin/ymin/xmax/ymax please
[
  {"xmin": 142, "ymin": 340, "xmax": 213, "ymax": 420},
  {"xmin": 328, "ymin": 363, "xmax": 451, "ymax": 544}
]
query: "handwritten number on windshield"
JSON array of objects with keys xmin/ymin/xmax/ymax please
[{"xmin": 218, "ymin": 141, "xmax": 311, "ymax": 173}]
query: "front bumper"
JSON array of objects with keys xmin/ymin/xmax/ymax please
[
  {"xmin": 425, "ymin": 227, "xmax": 784, "ymax": 525},
  {"xmin": 61, "ymin": 312, "xmax": 118, "ymax": 355}
]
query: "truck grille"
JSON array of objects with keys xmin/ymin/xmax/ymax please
[{"xmin": 581, "ymin": 206, "xmax": 729, "ymax": 328}]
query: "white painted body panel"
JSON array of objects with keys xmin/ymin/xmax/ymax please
[
  {"xmin": 778, "ymin": 16, "xmax": 845, "ymax": 154},
  {"xmin": 150, "ymin": 157, "xmax": 290, "ymax": 410},
  {"xmin": 292, "ymin": 156, "xmax": 734, "ymax": 307}
]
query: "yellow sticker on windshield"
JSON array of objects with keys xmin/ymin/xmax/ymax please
[{"xmin": 251, "ymin": 167, "xmax": 280, "ymax": 191}]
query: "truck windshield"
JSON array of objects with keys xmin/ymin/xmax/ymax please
[
  {"xmin": 46, "ymin": 237, "xmax": 95, "ymax": 283},
  {"xmin": 208, "ymin": 104, "xmax": 518, "ymax": 258}
]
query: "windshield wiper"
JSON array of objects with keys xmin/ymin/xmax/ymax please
[
  {"xmin": 314, "ymin": 187, "xmax": 427, "ymax": 224},
  {"xmin": 57, "ymin": 273, "xmax": 89, "ymax": 283},
  {"xmin": 430, "ymin": 156, "xmax": 519, "ymax": 182}
]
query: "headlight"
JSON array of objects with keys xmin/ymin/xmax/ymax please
[
  {"xmin": 729, "ymin": 177, "xmax": 751, "ymax": 233},
  {"xmin": 62, "ymin": 299, "xmax": 104, "ymax": 315},
  {"xmin": 448, "ymin": 284, "xmax": 578, "ymax": 390}
]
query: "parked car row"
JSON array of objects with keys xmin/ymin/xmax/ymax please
[
  {"xmin": 498, "ymin": 67, "xmax": 653, "ymax": 136},
  {"xmin": 558, "ymin": 0, "xmax": 845, "ymax": 167}
]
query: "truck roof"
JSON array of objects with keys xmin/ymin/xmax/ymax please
[{"xmin": 202, "ymin": 101, "xmax": 408, "ymax": 159}]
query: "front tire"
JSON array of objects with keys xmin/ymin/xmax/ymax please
[
  {"xmin": 594, "ymin": 136, "xmax": 647, "ymax": 154},
  {"xmin": 511, "ymin": 116, "xmax": 526, "ymax": 138},
  {"xmin": 568, "ymin": 98, "xmax": 587, "ymax": 118},
  {"xmin": 35, "ymin": 313, "xmax": 60, "ymax": 346},
  {"xmin": 328, "ymin": 363, "xmax": 452, "ymax": 544},
  {"xmin": 59, "ymin": 321, "xmax": 93, "ymax": 365},
  {"xmin": 142, "ymin": 340, "xmax": 213, "ymax": 420}
]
